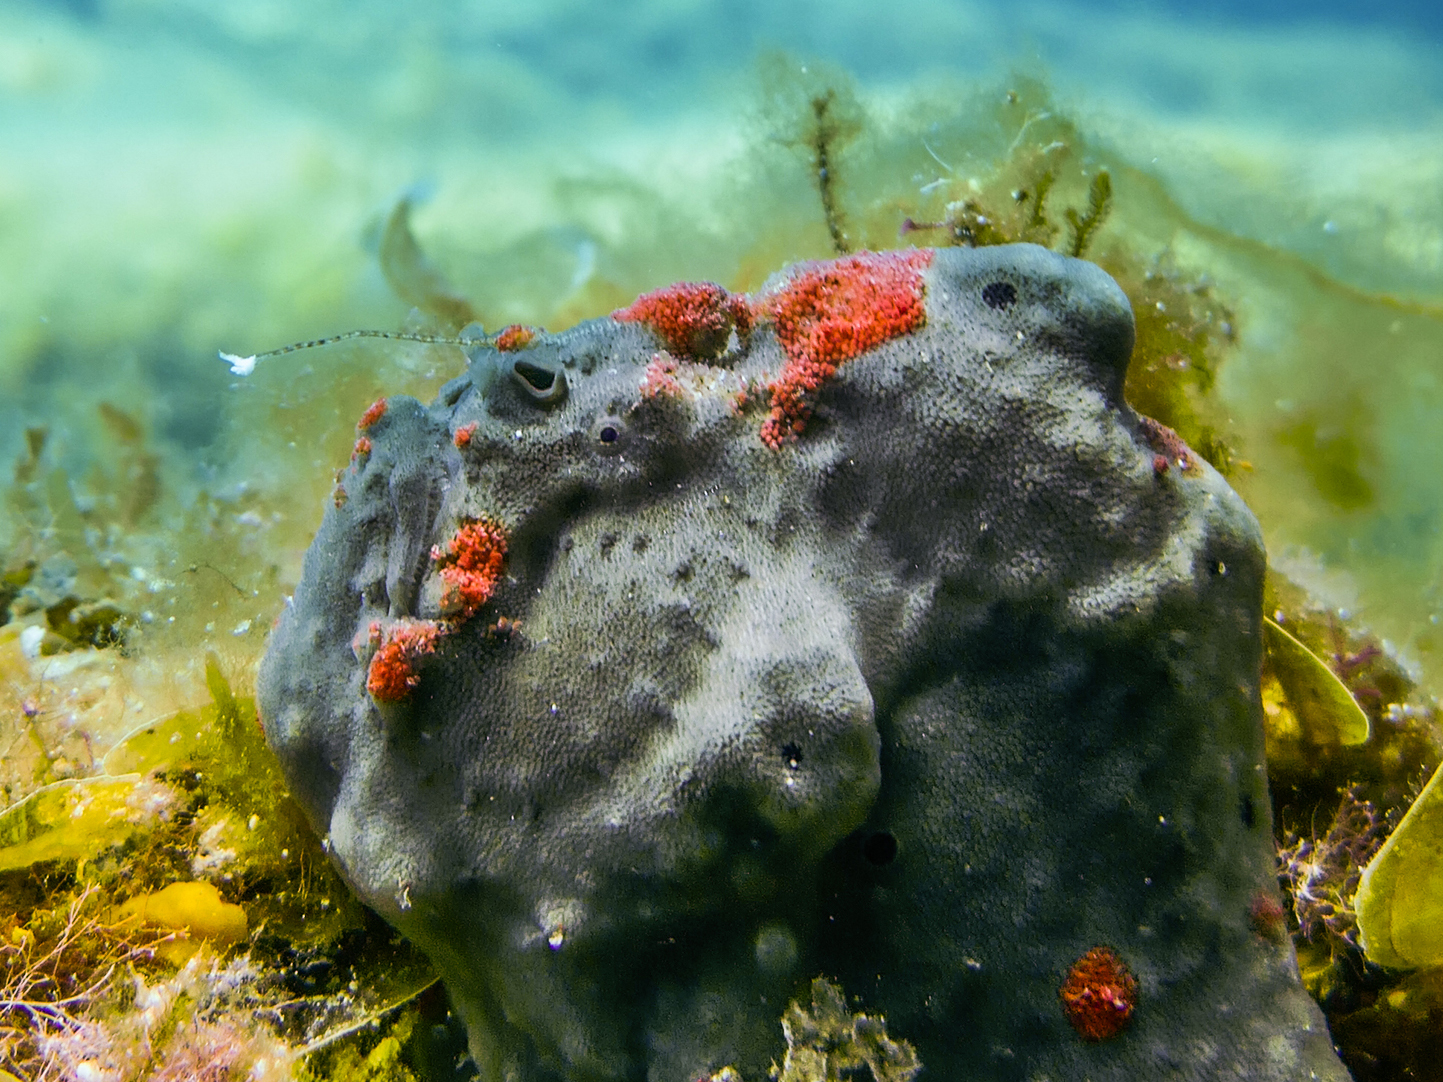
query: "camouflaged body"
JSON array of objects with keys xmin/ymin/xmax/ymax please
[{"xmin": 259, "ymin": 244, "xmax": 1349, "ymax": 1082}]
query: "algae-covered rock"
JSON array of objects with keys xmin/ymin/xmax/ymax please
[{"xmin": 259, "ymin": 244, "xmax": 1348, "ymax": 1081}]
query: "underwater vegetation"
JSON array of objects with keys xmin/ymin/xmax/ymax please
[{"xmin": 0, "ymin": 57, "xmax": 1441, "ymax": 1081}]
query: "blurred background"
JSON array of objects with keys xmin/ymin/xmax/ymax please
[{"xmin": 1, "ymin": 0, "xmax": 1441, "ymax": 713}]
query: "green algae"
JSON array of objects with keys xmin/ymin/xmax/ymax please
[
  {"xmin": 758, "ymin": 56, "xmax": 867, "ymax": 258},
  {"xmin": 1065, "ymin": 169, "xmax": 1113, "ymax": 257},
  {"xmin": 700, "ymin": 978, "xmax": 921, "ymax": 1082}
]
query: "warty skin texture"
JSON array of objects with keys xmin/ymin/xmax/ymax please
[{"xmin": 259, "ymin": 244, "xmax": 1350, "ymax": 1082}]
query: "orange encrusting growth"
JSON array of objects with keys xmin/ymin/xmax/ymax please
[
  {"xmin": 351, "ymin": 436, "xmax": 372, "ymax": 462},
  {"xmin": 1059, "ymin": 946, "xmax": 1138, "ymax": 1041},
  {"xmin": 757, "ymin": 249, "xmax": 933, "ymax": 448},
  {"xmin": 614, "ymin": 282, "xmax": 752, "ymax": 359},
  {"xmin": 432, "ymin": 518, "xmax": 508, "ymax": 619},
  {"xmin": 366, "ymin": 620, "xmax": 442, "ymax": 703},
  {"xmin": 358, "ymin": 397, "xmax": 388, "ymax": 430},
  {"xmin": 495, "ymin": 324, "xmax": 538, "ymax": 352},
  {"xmin": 641, "ymin": 354, "xmax": 683, "ymax": 400},
  {"xmin": 366, "ymin": 519, "xmax": 510, "ymax": 705},
  {"xmin": 453, "ymin": 422, "xmax": 478, "ymax": 448}
]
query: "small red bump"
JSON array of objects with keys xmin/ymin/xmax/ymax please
[
  {"xmin": 757, "ymin": 249, "xmax": 933, "ymax": 448},
  {"xmin": 1249, "ymin": 890, "xmax": 1287, "ymax": 939},
  {"xmin": 1060, "ymin": 946, "xmax": 1138, "ymax": 1042},
  {"xmin": 1137, "ymin": 416, "xmax": 1198, "ymax": 474},
  {"xmin": 366, "ymin": 620, "xmax": 442, "ymax": 702},
  {"xmin": 358, "ymin": 397, "xmax": 388, "ymax": 430},
  {"xmin": 454, "ymin": 422, "xmax": 478, "ymax": 448},
  {"xmin": 496, "ymin": 324, "xmax": 538, "ymax": 352},
  {"xmin": 615, "ymin": 281, "xmax": 748, "ymax": 359},
  {"xmin": 352, "ymin": 435, "xmax": 372, "ymax": 462},
  {"xmin": 433, "ymin": 518, "xmax": 508, "ymax": 619}
]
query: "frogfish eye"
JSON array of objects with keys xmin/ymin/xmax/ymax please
[{"xmin": 593, "ymin": 415, "xmax": 627, "ymax": 452}]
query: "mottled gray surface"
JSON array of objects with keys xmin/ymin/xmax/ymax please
[{"xmin": 259, "ymin": 244, "xmax": 1348, "ymax": 1082}]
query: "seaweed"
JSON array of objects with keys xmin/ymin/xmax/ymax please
[
  {"xmin": 760, "ymin": 56, "xmax": 864, "ymax": 257},
  {"xmin": 888, "ymin": 83, "xmax": 1240, "ymax": 476},
  {"xmin": 1025, "ymin": 169, "xmax": 1056, "ymax": 238},
  {"xmin": 1106, "ymin": 252, "xmax": 1241, "ymax": 475},
  {"xmin": 96, "ymin": 403, "xmax": 161, "ymax": 527},
  {"xmin": 1260, "ymin": 571, "xmax": 1443, "ymax": 1063},
  {"xmin": 378, "ymin": 198, "xmax": 477, "ymax": 333},
  {"xmin": 0, "ymin": 883, "xmax": 169, "ymax": 1078},
  {"xmin": 807, "ymin": 90, "xmax": 858, "ymax": 256},
  {"xmin": 1065, "ymin": 170, "xmax": 1112, "ymax": 258},
  {"xmin": 0, "ymin": 659, "xmax": 441, "ymax": 1078}
]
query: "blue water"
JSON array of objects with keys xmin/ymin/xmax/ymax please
[{"xmin": 0, "ymin": 0, "xmax": 1440, "ymax": 685}]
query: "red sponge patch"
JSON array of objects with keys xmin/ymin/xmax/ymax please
[
  {"xmin": 759, "ymin": 249, "xmax": 933, "ymax": 448},
  {"xmin": 1060, "ymin": 946, "xmax": 1138, "ymax": 1042},
  {"xmin": 495, "ymin": 324, "xmax": 538, "ymax": 352},
  {"xmin": 357, "ymin": 397, "xmax": 387, "ymax": 430},
  {"xmin": 366, "ymin": 620, "xmax": 442, "ymax": 703},
  {"xmin": 614, "ymin": 282, "xmax": 751, "ymax": 359},
  {"xmin": 432, "ymin": 518, "xmax": 508, "ymax": 619}
]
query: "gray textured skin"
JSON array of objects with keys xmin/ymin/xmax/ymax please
[{"xmin": 259, "ymin": 244, "xmax": 1350, "ymax": 1082}]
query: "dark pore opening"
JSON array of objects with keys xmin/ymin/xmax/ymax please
[
  {"xmin": 982, "ymin": 281, "xmax": 1018, "ymax": 310},
  {"xmin": 862, "ymin": 830, "xmax": 898, "ymax": 865}
]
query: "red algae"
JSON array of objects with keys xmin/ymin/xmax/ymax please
[
  {"xmin": 614, "ymin": 281, "xmax": 751, "ymax": 359},
  {"xmin": 1137, "ymin": 416, "xmax": 1199, "ymax": 474},
  {"xmin": 453, "ymin": 422, "xmax": 478, "ymax": 448},
  {"xmin": 496, "ymin": 324, "xmax": 538, "ymax": 352},
  {"xmin": 1059, "ymin": 947, "xmax": 1138, "ymax": 1041},
  {"xmin": 358, "ymin": 397, "xmax": 388, "ymax": 430},
  {"xmin": 641, "ymin": 354, "xmax": 683, "ymax": 400},
  {"xmin": 351, "ymin": 435, "xmax": 372, "ymax": 462},
  {"xmin": 366, "ymin": 620, "xmax": 442, "ymax": 702},
  {"xmin": 432, "ymin": 518, "xmax": 508, "ymax": 618},
  {"xmin": 758, "ymin": 249, "xmax": 933, "ymax": 448}
]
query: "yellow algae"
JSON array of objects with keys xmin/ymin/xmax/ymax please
[
  {"xmin": 117, "ymin": 879, "xmax": 248, "ymax": 954},
  {"xmin": 1356, "ymin": 763, "xmax": 1443, "ymax": 969},
  {"xmin": 0, "ymin": 774, "xmax": 169, "ymax": 871},
  {"xmin": 1264, "ymin": 616, "xmax": 1372, "ymax": 745}
]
